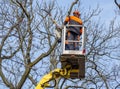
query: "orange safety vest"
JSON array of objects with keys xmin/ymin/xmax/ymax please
[{"xmin": 64, "ymin": 16, "xmax": 83, "ymax": 35}]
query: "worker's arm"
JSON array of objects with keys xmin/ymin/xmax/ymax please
[
  {"xmin": 79, "ymin": 19, "xmax": 83, "ymax": 35},
  {"xmin": 64, "ymin": 16, "xmax": 70, "ymax": 25},
  {"xmin": 79, "ymin": 27, "xmax": 82, "ymax": 35}
]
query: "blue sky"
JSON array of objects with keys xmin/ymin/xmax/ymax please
[
  {"xmin": 82, "ymin": 0, "xmax": 119, "ymax": 20},
  {"xmin": 58, "ymin": 0, "xmax": 120, "ymax": 25}
]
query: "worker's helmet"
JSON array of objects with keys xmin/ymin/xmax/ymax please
[{"xmin": 73, "ymin": 10, "xmax": 80, "ymax": 16}]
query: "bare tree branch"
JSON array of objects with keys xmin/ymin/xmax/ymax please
[
  {"xmin": 67, "ymin": 0, "xmax": 79, "ymax": 16},
  {"xmin": 114, "ymin": 0, "xmax": 120, "ymax": 9}
]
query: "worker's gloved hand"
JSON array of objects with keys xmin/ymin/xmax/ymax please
[{"xmin": 77, "ymin": 35, "xmax": 80, "ymax": 40}]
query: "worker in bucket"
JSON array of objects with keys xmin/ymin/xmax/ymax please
[{"xmin": 64, "ymin": 10, "xmax": 83, "ymax": 50}]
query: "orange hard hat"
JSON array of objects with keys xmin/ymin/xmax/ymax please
[{"xmin": 73, "ymin": 10, "xmax": 80, "ymax": 16}]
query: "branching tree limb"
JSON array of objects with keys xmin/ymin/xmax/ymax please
[
  {"xmin": 114, "ymin": 0, "xmax": 120, "ymax": 9},
  {"xmin": 67, "ymin": 0, "xmax": 79, "ymax": 16}
]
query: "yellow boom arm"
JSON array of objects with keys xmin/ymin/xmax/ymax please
[{"xmin": 35, "ymin": 68, "xmax": 70, "ymax": 89}]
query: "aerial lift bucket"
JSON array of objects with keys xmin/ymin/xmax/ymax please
[{"xmin": 60, "ymin": 25, "xmax": 86, "ymax": 79}]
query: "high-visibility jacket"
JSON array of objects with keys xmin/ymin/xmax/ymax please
[{"xmin": 64, "ymin": 16, "xmax": 83, "ymax": 35}]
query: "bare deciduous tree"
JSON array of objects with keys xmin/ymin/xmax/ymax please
[{"xmin": 0, "ymin": 0, "xmax": 120, "ymax": 89}]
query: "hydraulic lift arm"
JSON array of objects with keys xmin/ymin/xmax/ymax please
[
  {"xmin": 35, "ymin": 68, "xmax": 70, "ymax": 89},
  {"xmin": 35, "ymin": 54, "xmax": 85, "ymax": 89},
  {"xmin": 35, "ymin": 24, "xmax": 86, "ymax": 89}
]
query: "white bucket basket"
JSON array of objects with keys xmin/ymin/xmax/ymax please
[{"xmin": 61, "ymin": 25, "xmax": 86, "ymax": 55}]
